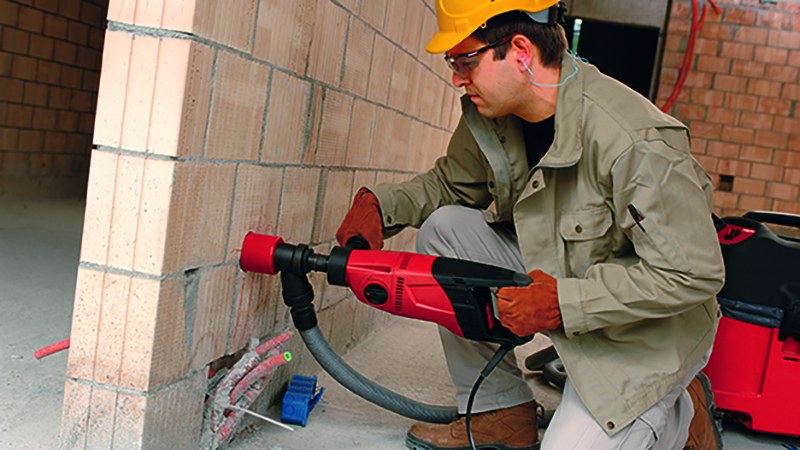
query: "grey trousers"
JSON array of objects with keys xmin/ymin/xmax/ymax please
[{"xmin": 416, "ymin": 205, "xmax": 702, "ymax": 450}]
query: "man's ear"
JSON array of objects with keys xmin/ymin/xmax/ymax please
[{"xmin": 509, "ymin": 34, "xmax": 535, "ymax": 70}]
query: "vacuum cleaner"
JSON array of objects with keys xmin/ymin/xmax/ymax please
[{"xmin": 703, "ymin": 211, "xmax": 800, "ymax": 437}]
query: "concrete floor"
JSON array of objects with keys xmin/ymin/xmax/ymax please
[
  {"xmin": 1, "ymin": 198, "xmax": 85, "ymax": 449},
  {"xmin": 231, "ymin": 317, "xmax": 800, "ymax": 450},
  {"xmin": 1, "ymin": 198, "xmax": 799, "ymax": 450}
]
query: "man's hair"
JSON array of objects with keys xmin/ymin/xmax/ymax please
[{"xmin": 471, "ymin": 10, "xmax": 567, "ymax": 69}]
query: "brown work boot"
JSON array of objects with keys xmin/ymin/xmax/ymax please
[
  {"xmin": 684, "ymin": 372, "xmax": 723, "ymax": 450},
  {"xmin": 405, "ymin": 401, "xmax": 540, "ymax": 450}
]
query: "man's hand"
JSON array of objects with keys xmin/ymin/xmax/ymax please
[
  {"xmin": 335, "ymin": 188, "xmax": 384, "ymax": 250},
  {"xmin": 497, "ymin": 269, "xmax": 562, "ymax": 337}
]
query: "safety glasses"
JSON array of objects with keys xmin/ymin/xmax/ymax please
[{"xmin": 444, "ymin": 35, "xmax": 512, "ymax": 78}]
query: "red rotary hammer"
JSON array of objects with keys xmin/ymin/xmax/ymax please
[{"xmin": 240, "ymin": 233, "xmax": 533, "ymax": 347}]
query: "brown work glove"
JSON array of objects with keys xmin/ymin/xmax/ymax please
[
  {"xmin": 497, "ymin": 269, "xmax": 562, "ymax": 337},
  {"xmin": 335, "ymin": 188, "xmax": 384, "ymax": 250}
]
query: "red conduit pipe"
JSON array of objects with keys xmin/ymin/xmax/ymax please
[
  {"xmin": 214, "ymin": 353, "xmax": 260, "ymax": 401},
  {"xmin": 208, "ymin": 331, "xmax": 294, "ymax": 446},
  {"xmin": 230, "ymin": 352, "xmax": 292, "ymax": 404},
  {"xmin": 216, "ymin": 352, "xmax": 292, "ymax": 443},
  {"xmin": 661, "ymin": 0, "xmax": 721, "ymax": 113},
  {"xmin": 255, "ymin": 330, "xmax": 293, "ymax": 357},
  {"xmin": 34, "ymin": 338, "xmax": 70, "ymax": 359},
  {"xmin": 212, "ymin": 331, "xmax": 293, "ymax": 409},
  {"xmin": 217, "ymin": 380, "xmax": 265, "ymax": 443}
]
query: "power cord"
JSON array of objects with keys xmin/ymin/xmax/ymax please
[{"xmin": 466, "ymin": 345, "xmax": 514, "ymax": 450}]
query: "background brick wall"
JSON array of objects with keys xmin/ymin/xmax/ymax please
[
  {"xmin": 657, "ymin": 0, "xmax": 800, "ymax": 217},
  {"xmin": 0, "ymin": 0, "xmax": 106, "ymax": 198},
  {"xmin": 62, "ymin": 0, "xmax": 459, "ymax": 446}
]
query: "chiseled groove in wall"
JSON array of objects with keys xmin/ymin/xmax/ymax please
[
  {"xmin": 108, "ymin": 20, "xmax": 194, "ymax": 40},
  {"xmin": 222, "ymin": 163, "xmax": 241, "ymax": 271},
  {"xmin": 94, "ymin": 145, "xmax": 179, "ymax": 161},
  {"xmin": 106, "ymin": 14, "xmax": 456, "ymax": 134},
  {"xmin": 78, "ymin": 260, "xmax": 237, "ymax": 283},
  {"xmin": 346, "ymin": 169, "xmax": 357, "ymax": 206},
  {"xmin": 256, "ymin": 69, "xmax": 274, "ymax": 162},
  {"xmin": 338, "ymin": 15, "xmax": 352, "ymax": 87},
  {"xmin": 145, "ymin": 37, "xmax": 163, "ymax": 154},
  {"xmin": 272, "ymin": 167, "xmax": 288, "ymax": 233},
  {"xmin": 302, "ymin": 14, "xmax": 314, "ymax": 78},
  {"xmin": 223, "ymin": 163, "xmax": 242, "ymax": 354},
  {"xmin": 182, "ymin": 267, "xmax": 201, "ymax": 358},
  {"xmin": 109, "ymin": 341, "xmax": 124, "ymax": 448},
  {"xmin": 199, "ymin": 48, "xmax": 218, "ymax": 159},
  {"xmin": 363, "ymin": 28, "xmax": 378, "ymax": 102},
  {"xmin": 312, "ymin": 87, "xmax": 328, "ymax": 163},
  {"xmin": 66, "ymin": 368, "xmax": 207, "ymax": 397},
  {"xmin": 299, "ymin": 85, "xmax": 317, "ymax": 163},
  {"xmin": 117, "ymin": 29, "xmax": 135, "ymax": 152},
  {"xmin": 91, "ymin": 145, "xmax": 420, "ymax": 177},
  {"xmin": 225, "ymin": 265, "xmax": 241, "ymax": 354},
  {"xmin": 309, "ymin": 169, "xmax": 330, "ymax": 244},
  {"xmin": 364, "ymin": 100, "xmax": 378, "ymax": 166},
  {"xmin": 380, "ymin": 0, "xmax": 390, "ymax": 33},
  {"xmin": 385, "ymin": 40, "xmax": 399, "ymax": 104},
  {"xmin": 341, "ymin": 93, "xmax": 357, "ymax": 163},
  {"xmin": 249, "ymin": 0, "xmax": 262, "ymax": 56}
]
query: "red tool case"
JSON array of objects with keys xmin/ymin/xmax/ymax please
[{"xmin": 703, "ymin": 211, "xmax": 800, "ymax": 437}]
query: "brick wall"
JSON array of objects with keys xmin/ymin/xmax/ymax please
[
  {"xmin": 0, "ymin": 0, "xmax": 106, "ymax": 198},
  {"xmin": 657, "ymin": 0, "xmax": 800, "ymax": 217},
  {"xmin": 62, "ymin": 0, "xmax": 459, "ymax": 447}
]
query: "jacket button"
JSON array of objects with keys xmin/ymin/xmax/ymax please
[
  {"xmin": 532, "ymin": 180, "xmax": 540, "ymax": 189},
  {"xmin": 606, "ymin": 421, "xmax": 615, "ymax": 430},
  {"xmin": 574, "ymin": 224, "xmax": 583, "ymax": 234},
  {"xmin": 488, "ymin": 181, "xmax": 495, "ymax": 188},
  {"xmin": 499, "ymin": 136, "xmax": 507, "ymax": 144}
]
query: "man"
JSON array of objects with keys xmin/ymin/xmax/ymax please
[{"xmin": 336, "ymin": 1, "xmax": 724, "ymax": 449}]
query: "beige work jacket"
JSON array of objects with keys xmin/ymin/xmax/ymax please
[{"xmin": 369, "ymin": 55, "xmax": 724, "ymax": 435}]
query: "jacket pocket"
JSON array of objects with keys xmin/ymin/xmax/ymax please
[
  {"xmin": 559, "ymin": 206, "xmax": 614, "ymax": 277},
  {"xmin": 629, "ymin": 220, "xmax": 692, "ymax": 274}
]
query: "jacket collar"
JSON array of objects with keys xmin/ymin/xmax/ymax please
[
  {"xmin": 537, "ymin": 52, "xmax": 585, "ymax": 168},
  {"xmin": 461, "ymin": 52, "xmax": 587, "ymax": 169}
]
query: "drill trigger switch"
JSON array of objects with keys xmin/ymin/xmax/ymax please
[{"xmin": 364, "ymin": 284, "xmax": 389, "ymax": 305}]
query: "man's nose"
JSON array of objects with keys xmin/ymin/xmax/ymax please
[{"xmin": 452, "ymin": 71, "xmax": 469, "ymax": 88}]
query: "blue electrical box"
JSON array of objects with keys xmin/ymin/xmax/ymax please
[{"xmin": 280, "ymin": 374, "xmax": 324, "ymax": 426}]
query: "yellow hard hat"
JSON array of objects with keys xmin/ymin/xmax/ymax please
[{"xmin": 425, "ymin": 0, "xmax": 559, "ymax": 54}]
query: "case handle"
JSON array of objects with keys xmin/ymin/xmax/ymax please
[{"xmin": 743, "ymin": 211, "xmax": 800, "ymax": 229}]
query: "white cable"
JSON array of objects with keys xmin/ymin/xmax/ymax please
[{"xmin": 226, "ymin": 404, "xmax": 295, "ymax": 431}]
